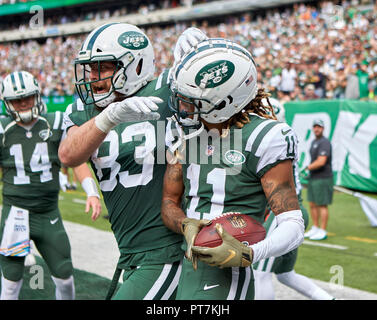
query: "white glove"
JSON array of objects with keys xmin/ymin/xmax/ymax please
[
  {"xmin": 59, "ymin": 172, "xmax": 68, "ymax": 192},
  {"xmin": 95, "ymin": 96, "xmax": 162, "ymax": 133},
  {"xmin": 174, "ymin": 27, "xmax": 208, "ymax": 62}
]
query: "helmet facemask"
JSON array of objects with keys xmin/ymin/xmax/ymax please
[
  {"xmin": 2, "ymin": 71, "xmax": 45, "ymax": 124},
  {"xmin": 74, "ymin": 52, "xmax": 134, "ymax": 108},
  {"xmin": 4, "ymin": 92, "xmax": 43, "ymax": 124},
  {"xmin": 75, "ymin": 23, "xmax": 155, "ymax": 108}
]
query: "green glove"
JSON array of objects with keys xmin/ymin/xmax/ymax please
[
  {"xmin": 181, "ymin": 217, "xmax": 211, "ymax": 270},
  {"xmin": 191, "ymin": 223, "xmax": 253, "ymax": 269}
]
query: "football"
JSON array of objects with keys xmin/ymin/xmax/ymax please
[{"xmin": 194, "ymin": 212, "xmax": 266, "ymax": 248}]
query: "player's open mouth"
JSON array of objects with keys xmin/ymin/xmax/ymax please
[{"xmin": 92, "ymin": 85, "xmax": 108, "ymax": 94}]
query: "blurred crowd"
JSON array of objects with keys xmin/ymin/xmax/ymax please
[
  {"xmin": 0, "ymin": 1, "xmax": 212, "ymax": 31},
  {"xmin": 0, "ymin": 0, "xmax": 37, "ymax": 4},
  {"xmin": 0, "ymin": 0, "xmax": 377, "ymax": 102}
]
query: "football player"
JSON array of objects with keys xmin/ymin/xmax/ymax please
[
  {"xmin": 58, "ymin": 23, "xmax": 206, "ymax": 299},
  {"xmin": 253, "ymin": 98, "xmax": 334, "ymax": 300},
  {"xmin": 162, "ymin": 38, "xmax": 305, "ymax": 299},
  {"xmin": 0, "ymin": 71, "xmax": 101, "ymax": 300},
  {"xmin": 252, "ymin": 98, "xmax": 334, "ymax": 300}
]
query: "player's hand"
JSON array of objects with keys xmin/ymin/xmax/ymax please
[
  {"xmin": 85, "ymin": 196, "xmax": 102, "ymax": 221},
  {"xmin": 95, "ymin": 96, "xmax": 162, "ymax": 133},
  {"xmin": 174, "ymin": 27, "xmax": 208, "ymax": 62},
  {"xmin": 181, "ymin": 217, "xmax": 211, "ymax": 270},
  {"xmin": 192, "ymin": 223, "xmax": 253, "ymax": 269}
]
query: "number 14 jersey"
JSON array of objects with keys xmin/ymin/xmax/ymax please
[{"xmin": 0, "ymin": 112, "xmax": 64, "ymax": 212}]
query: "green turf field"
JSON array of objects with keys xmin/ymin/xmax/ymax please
[
  {"xmin": 0, "ymin": 256, "xmax": 113, "ymax": 300},
  {"xmin": 297, "ymin": 188, "xmax": 377, "ymax": 294},
  {"xmin": 1, "ymin": 183, "xmax": 376, "ymax": 298}
]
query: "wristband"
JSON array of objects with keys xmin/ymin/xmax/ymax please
[
  {"xmin": 81, "ymin": 177, "xmax": 100, "ymax": 198},
  {"xmin": 94, "ymin": 109, "xmax": 115, "ymax": 133}
]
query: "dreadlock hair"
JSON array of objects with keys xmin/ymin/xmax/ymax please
[{"xmin": 226, "ymin": 88, "xmax": 276, "ymax": 130}]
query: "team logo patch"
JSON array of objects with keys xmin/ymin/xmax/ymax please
[
  {"xmin": 39, "ymin": 129, "xmax": 52, "ymax": 140},
  {"xmin": 195, "ymin": 60, "xmax": 235, "ymax": 88},
  {"xmin": 117, "ymin": 31, "xmax": 149, "ymax": 50},
  {"xmin": 206, "ymin": 145, "xmax": 215, "ymax": 156},
  {"xmin": 224, "ymin": 150, "xmax": 246, "ymax": 165}
]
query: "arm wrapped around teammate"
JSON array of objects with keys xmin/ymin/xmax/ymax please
[{"xmin": 95, "ymin": 96, "xmax": 162, "ymax": 133}]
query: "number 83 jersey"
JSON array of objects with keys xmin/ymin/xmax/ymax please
[
  {"xmin": 63, "ymin": 70, "xmax": 183, "ymax": 263},
  {"xmin": 0, "ymin": 112, "xmax": 64, "ymax": 212},
  {"xmin": 166, "ymin": 113, "xmax": 299, "ymax": 224}
]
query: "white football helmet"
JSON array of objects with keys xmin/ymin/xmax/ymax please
[
  {"xmin": 262, "ymin": 97, "xmax": 286, "ymax": 122},
  {"xmin": 75, "ymin": 23, "xmax": 155, "ymax": 108},
  {"xmin": 1, "ymin": 71, "xmax": 46, "ymax": 123},
  {"xmin": 169, "ymin": 38, "xmax": 258, "ymax": 136}
]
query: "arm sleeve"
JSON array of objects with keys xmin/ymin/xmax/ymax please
[{"xmin": 250, "ymin": 210, "xmax": 305, "ymax": 263}]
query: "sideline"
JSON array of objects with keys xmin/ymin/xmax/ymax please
[{"xmin": 62, "ymin": 220, "xmax": 377, "ymax": 300}]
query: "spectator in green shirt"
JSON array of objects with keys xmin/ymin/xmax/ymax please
[{"xmin": 356, "ymin": 61, "xmax": 370, "ymax": 99}]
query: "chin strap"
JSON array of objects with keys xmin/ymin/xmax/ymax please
[{"xmin": 93, "ymin": 91, "xmax": 117, "ymax": 108}]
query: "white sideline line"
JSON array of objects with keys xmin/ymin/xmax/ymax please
[
  {"xmin": 73, "ymin": 198, "xmax": 86, "ymax": 205},
  {"xmin": 303, "ymin": 240, "xmax": 348, "ymax": 250}
]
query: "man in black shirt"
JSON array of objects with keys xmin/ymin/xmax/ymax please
[{"xmin": 304, "ymin": 119, "xmax": 333, "ymax": 241}]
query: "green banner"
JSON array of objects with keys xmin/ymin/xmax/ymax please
[
  {"xmin": 0, "ymin": 0, "xmax": 101, "ymax": 16},
  {"xmin": 1, "ymin": 95, "xmax": 73, "ymax": 114},
  {"xmin": 42, "ymin": 95, "xmax": 74, "ymax": 112},
  {"xmin": 285, "ymin": 99, "xmax": 377, "ymax": 193}
]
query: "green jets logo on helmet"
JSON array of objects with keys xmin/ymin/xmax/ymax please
[
  {"xmin": 195, "ymin": 60, "xmax": 235, "ymax": 88},
  {"xmin": 118, "ymin": 31, "xmax": 148, "ymax": 50},
  {"xmin": 224, "ymin": 150, "xmax": 246, "ymax": 165}
]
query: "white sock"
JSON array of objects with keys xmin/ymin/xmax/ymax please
[
  {"xmin": 253, "ymin": 270, "xmax": 275, "ymax": 300},
  {"xmin": 1, "ymin": 276, "xmax": 23, "ymax": 300},
  {"xmin": 276, "ymin": 270, "xmax": 334, "ymax": 300},
  {"xmin": 51, "ymin": 275, "xmax": 75, "ymax": 300}
]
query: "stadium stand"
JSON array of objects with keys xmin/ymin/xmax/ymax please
[{"xmin": 0, "ymin": 0, "xmax": 376, "ymax": 101}]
